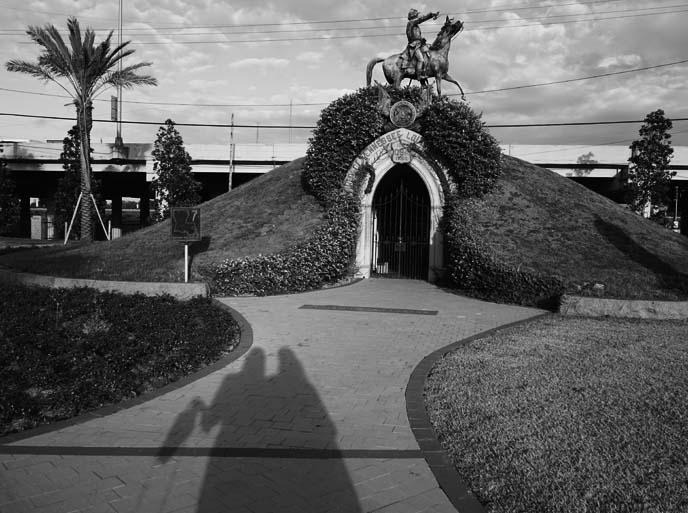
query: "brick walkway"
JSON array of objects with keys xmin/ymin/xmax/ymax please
[{"xmin": 0, "ymin": 279, "xmax": 542, "ymax": 513}]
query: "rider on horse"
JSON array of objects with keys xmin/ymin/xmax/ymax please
[{"xmin": 404, "ymin": 8, "xmax": 439, "ymax": 78}]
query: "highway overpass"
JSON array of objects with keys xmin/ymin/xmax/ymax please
[{"xmin": 2, "ymin": 140, "xmax": 687, "ymax": 238}]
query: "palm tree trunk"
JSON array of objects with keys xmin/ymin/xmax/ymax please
[{"xmin": 78, "ymin": 100, "xmax": 94, "ymax": 242}]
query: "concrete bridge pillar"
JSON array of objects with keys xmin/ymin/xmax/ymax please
[
  {"xmin": 111, "ymin": 195, "xmax": 122, "ymax": 228},
  {"xmin": 139, "ymin": 187, "xmax": 150, "ymax": 226},
  {"xmin": 19, "ymin": 195, "xmax": 31, "ymax": 238}
]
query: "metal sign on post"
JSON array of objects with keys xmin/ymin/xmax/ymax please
[{"xmin": 170, "ymin": 207, "xmax": 202, "ymax": 282}]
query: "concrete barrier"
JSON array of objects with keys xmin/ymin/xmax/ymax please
[
  {"xmin": 0, "ymin": 267, "xmax": 209, "ymax": 300},
  {"xmin": 560, "ymin": 294, "xmax": 688, "ymax": 320}
]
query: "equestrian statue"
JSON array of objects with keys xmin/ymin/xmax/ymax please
[{"xmin": 366, "ymin": 9, "xmax": 466, "ymax": 99}]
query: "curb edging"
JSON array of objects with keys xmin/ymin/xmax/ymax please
[
  {"xmin": 405, "ymin": 313, "xmax": 550, "ymax": 513},
  {"xmin": 0, "ymin": 267, "xmax": 209, "ymax": 300},
  {"xmin": 559, "ymin": 294, "xmax": 688, "ymax": 319}
]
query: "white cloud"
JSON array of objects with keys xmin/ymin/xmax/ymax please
[
  {"xmin": 1, "ymin": 0, "xmax": 687, "ymax": 146},
  {"xmin": 228, "ymin": 57, "xmax": 290, "ymax": 70},
  {"xmin": 296, "ymin": 51, "xmax": 323, "ymax": 64},
  {"xmin": 597, "ymin": 55, "xmax": 642, "ymax": 70}
]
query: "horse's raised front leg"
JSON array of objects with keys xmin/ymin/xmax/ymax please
[
  {"xmin": 444, "ymin": 73, "xmax": 466, "ymax": 101},
  {"xmin": 435, "ymin": 77, "xmax": 442, "ymax": 97}
]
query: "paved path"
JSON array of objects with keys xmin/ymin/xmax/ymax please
[{"xmin": 0, "ymin": 279, "xmax": 542, "ymax": 513}]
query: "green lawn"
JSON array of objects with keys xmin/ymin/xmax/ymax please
[{"xmin": 425, "ymin": 315, "xmax": 688, "ymax": 513}]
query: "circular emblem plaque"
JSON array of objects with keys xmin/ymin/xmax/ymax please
[{"xmin": 389, "ymin": 101, "xmax": 417, "ymax": 127}]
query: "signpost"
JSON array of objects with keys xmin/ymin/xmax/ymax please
[{"xmin": 170, "ymin": 207, "xmax": 201, "ymax": 282}]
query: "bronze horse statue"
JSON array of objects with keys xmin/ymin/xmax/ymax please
[{"xmin": 366, "ymin": 16, "xmax": 465, "ymax": 99}]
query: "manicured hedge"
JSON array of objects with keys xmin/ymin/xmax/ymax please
[
  {"xmin": 206, "ymin": 194, "xmax": 360, "ymax": 296},
  {"xmin": 0, "ymin": 284, "xmax": 240, "ymax": 436}
]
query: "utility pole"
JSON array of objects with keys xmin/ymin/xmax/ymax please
[
  {"xmin": 289, "ymin": 98, "xmax": 293, "ymax": 144},
  {"xmin": 228, "ymin": 113, "xmax": 235, "ymax": 192},
  {"xmin": 114, "ymin": 0, "xmax": 124, "ymax": 152}
]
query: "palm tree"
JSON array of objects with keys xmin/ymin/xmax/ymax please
[{"xmin": 6, "ymin": 17, "xmax": 157, "ymax": 241}]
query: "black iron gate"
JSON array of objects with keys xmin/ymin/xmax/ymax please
[{"xmin": 371, "ymin": 181, "xmax": 430, "ymax": 280}]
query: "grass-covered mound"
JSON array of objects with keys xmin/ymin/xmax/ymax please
[
  {"xmin": 425, "ymin": 315, "xmax": 688, "ymax": 512},
  {"xmin": 0, "ymin": 283, "xmax": 240, "ymax": 436},
  {"xmin": 1, "ymin": 88, "xmax": 687, "ymax": 302},
  {"xmin": 0, "ymin": 158, "xmax": 325, "ymax": 282},
  {"xmin": 470, "ymin": 156, "xmax": 688, "ymax": 300}
]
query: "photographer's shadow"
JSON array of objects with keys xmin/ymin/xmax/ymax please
[{"xmin": 158, "ymin": 347, "xmax": 362, "ymax": 513}]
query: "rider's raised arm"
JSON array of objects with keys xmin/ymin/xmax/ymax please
[
  {"xmin": 418, "ymin": 12, "xmax": 432, "ymax": 24},
  {"xmin": 411, "ymin": 11, "xmax": 437, "ymax": 26}
]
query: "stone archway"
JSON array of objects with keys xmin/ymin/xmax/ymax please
[{"xmin": 344, "ymin": 128, "xmax": 447, "ymax": 282}]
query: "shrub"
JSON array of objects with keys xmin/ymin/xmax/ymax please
[
  {"xmin": 205, "ymin": 193, "xmax": 360, "ymax": 295},
  {"xmin": 0, "ymin": 284, "xmax": 240, "ymax": 435},
  {"xmin": 419, "ymin": 98, "xmax": 502, "ymax": 198},
  {"xmin": 303, "ymin": 87, "xmax": 384, "ymax": 206}
]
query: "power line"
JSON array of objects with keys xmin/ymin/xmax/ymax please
[
  {"xmin": 118, "ymin": 8, "xmax": 688, "ymax": 44},
  {"xmin": 0, "ymin": 112, "xmax": 313, "ymax": 128},
  {"xmin": 119, "ymin": 3, "xmax": 688, "ymax": 38},
  {"xmin": 3, "ymin": 57, "xmax": 687, "ymax": 108},
  {"xmin": 489, "ymin": 119, "xmax": 688, "ymax": 128},
  {"xmin": 3, "ymin": 2, "xmax": 685, "ymax": 42},
  {"xmin": 3, "ymin": 111, "xmax": 688, "ymax": 129},
  {"xmin": 456, "ymin": 58, "xmax": 688, "ymax": 97},
  {"xmin": 0, "ymin": 0, "xmax": 627, "ymax": 33}
]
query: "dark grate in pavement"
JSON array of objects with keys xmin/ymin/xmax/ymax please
[{"xmin": 299, "ymin": 304, "xmax": 438, "ymax": 315}]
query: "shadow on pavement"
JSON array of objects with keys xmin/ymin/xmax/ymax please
[{"xmin": 158, "ymin": 347, "xmax": 362, "ymax": 513}]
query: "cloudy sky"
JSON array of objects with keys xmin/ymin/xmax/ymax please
[{"xmin": 1, "ymin": 0, "xmax": 687, "ymax": 150}]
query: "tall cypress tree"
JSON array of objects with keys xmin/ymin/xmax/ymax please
[
  {"xmin": 151, "ymin": 119, "xmax": 202, "ymax": 222},
  {"xmin": 627, "ymin": 110, "xmax": 675, "ymax": 215}
]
